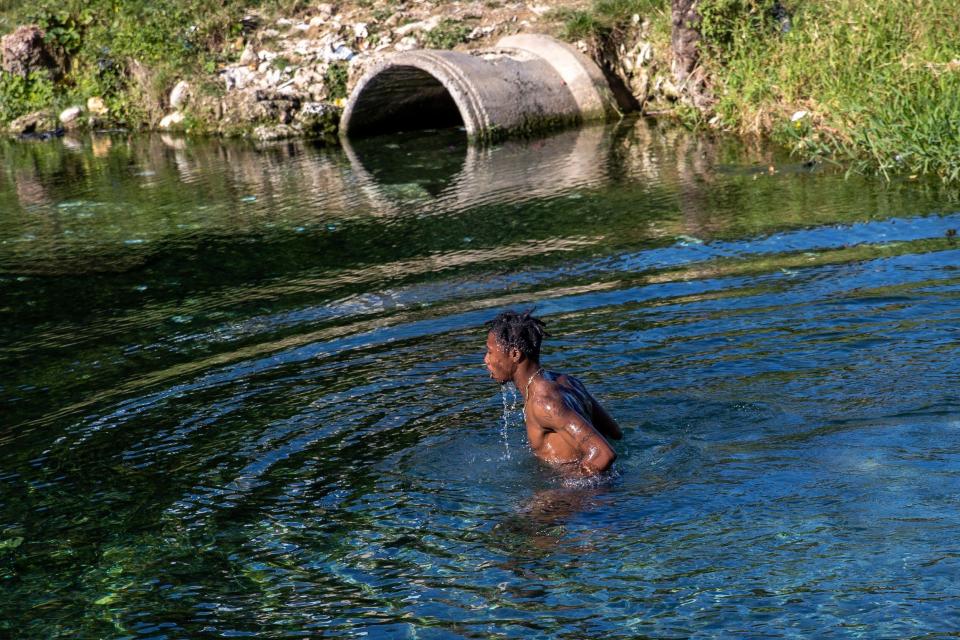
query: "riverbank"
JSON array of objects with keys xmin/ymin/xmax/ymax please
[{"xmin": 2, "ymin": 1, "xmax": 959, "ymax": 181}]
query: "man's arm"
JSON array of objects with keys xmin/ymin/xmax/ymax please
[{"xmin": 532, "ymin": 395, "xmax": 617, "ymax": 476}]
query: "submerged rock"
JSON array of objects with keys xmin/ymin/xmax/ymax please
[{"xmin": 159, "ymin": 111, "xmax": 185, "ymax": 129}]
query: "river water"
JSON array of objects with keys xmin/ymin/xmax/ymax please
[{"xmin": 2, "ymin": 120, "xmax": 959, "ymax": 638}]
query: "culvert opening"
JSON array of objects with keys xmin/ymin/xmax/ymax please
[{"xmin": 343, "ymin": 65, "xmax": 466, "ymax": 139}]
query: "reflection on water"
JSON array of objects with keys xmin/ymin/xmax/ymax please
[{"xmin": 2, "ymin": 119, "xmax": 960, "ymax": 638}]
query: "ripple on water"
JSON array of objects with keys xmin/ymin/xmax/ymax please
[{"xmin": 2, "ymin": 123, "xmax": 960, "ymax": 637}]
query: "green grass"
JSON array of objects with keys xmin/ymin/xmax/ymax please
[
  {"xmin": 0, "ymin": 0, "xmax": 315, "ymax": 128},
  {"xmin": 423, "ymin": 19, "xmax": 471, "ymax": 50},
  {"xmin": 323, "ymin": 61, "xmax": 349, "ymax": 101},
  {"xmin": 702, "ymin": 0, "xmax": 960, "ymax": 180},
  {"xmin": 555, "ymin": 0, "xmax": 664, "ymax": 41}
]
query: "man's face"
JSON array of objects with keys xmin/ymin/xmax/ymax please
[{"xmin": 484, "ymin": 332, "xmax": 516, "ymax": 383}]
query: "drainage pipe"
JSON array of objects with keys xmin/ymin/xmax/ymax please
[{"xmin": 340, "ymin": 34, "xmax": 620, "ymax": 142}]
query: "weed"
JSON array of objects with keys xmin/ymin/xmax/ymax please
[
  {"xmin": 424, "ymin": 19, "xmax": 471, "ymax": 49},
  {"xmin": 555, "ymin": 0, "xmax": 662, "ymax": 42},
  {"xmin": 271, "ymin": 56, "xmax": 292, "ymax": 71},
  {"xmin": 323, "ymin": 61, "xmax": 349, "ymax": 101},
  {"xmin": 701, "ymin": 0, "xmax": 960, "ymax": 180},
  {"xmin": 0, "ymin": 70, "xmax": 57, "ymax": 123}
]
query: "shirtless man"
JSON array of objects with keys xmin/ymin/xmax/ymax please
[{"xmin": 483, "ymin": 309, "xmax": 622, "ymax": 476}]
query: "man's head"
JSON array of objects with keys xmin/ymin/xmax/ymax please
[{"xmin": 483, "ymin": 309, "xmax": 549, "ymax": 383}]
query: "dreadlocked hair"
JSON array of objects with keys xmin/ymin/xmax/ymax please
[{"xmin": 485, "ymin": 309, "xmax": 550, "ymax": 361}]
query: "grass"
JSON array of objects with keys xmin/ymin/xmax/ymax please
[
  {"xmin": 701, "ymin": 0, "xmax": 960, "ymax": 180},
  {"xmin": 323, "ymin": 61, "xmax": 349, "ymax": 101},
  {"xmin": 554, "ymin": 0, "xmax": 664, "ymax": 41},
  {"xmin": 423, "ymin": 19, "xmax": 471, "ymax": 50},
  {"xmin": 0, "ymin": 0, "xmax": 314, "ymax": 128}
]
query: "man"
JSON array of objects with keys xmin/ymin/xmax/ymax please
[{"xmin": 483, "ymin": 309, "xmax": 622, "ymax": 476}]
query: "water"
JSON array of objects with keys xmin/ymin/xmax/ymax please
[{"xmin": 2, "ymin": 120, "xmax": 959, "ymax": 638}]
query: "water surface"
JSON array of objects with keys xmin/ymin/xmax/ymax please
[{"xmin": 2, "ymin": 121, "xmax": 960, "ymax": 638}]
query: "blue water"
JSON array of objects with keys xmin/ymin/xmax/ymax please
[{"xmin": 1, "ymin": 121, "xmax": 960, "ymax": 638}]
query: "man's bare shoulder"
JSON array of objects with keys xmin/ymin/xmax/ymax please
[
  {"xmin": 527, "ymin": 373, "xmax": 592, "ymax": 427},
  {"xmin": 526, "ymin": 378, "xmax": 566, "ymax": 428}
]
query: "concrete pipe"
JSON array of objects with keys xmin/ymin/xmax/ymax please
[{"xmin": 340, "ymin": 34, "xmax": 620, "ymax": 142}]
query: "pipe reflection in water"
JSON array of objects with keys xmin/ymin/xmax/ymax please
[{"xmin": 340, "ymin": 123, "xmax": 613, "ymax": 217}]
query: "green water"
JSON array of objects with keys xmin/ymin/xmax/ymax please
[{"xmin": 2, "ymin": 120, "xmax": 960, "ymax": 638}]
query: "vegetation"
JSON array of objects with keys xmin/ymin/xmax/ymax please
[
  {"xmin": 698, "ymin": 0, "xmax": 960, "ymax": 180},
  {"xmin": 2, "ymin": 0, "xmax": 960, "ymax": 181},
  {"xmin": 554, "ymin": 0, "xmax": 664, "ymax": 42},
  {"xmin": 0, "ymin": 0, "xmax": 255, "ymax": 127},
  {"xmin": 323, "ymin": 61, "xmax": 349, "ymax": 102},
  {"xmin": 423, "ymin": 19, "xmax": 471, "ymax": 50}
]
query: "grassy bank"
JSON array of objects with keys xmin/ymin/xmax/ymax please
[
  {"xmin": 0, "ymin": 0, "xmax": 296, "ymax": 127},
  {"xmin": 3, "ymin": 0, "xmax": 960, "ymax": 182},
  {"xmin": 555, "ymin": 0, "xmax": 960, "ymax": 181},
  {"xmin": 698, "ymin": 0, "xmax": 960, "ymax": 180}
]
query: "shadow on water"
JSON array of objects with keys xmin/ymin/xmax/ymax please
[{"xmin": 2, "ymin": 118, "xmax": 960, "ymax": 637}]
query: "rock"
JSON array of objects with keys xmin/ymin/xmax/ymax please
[
  {"xmin": 317, "ymin": 3, "xmax": 335, "ymax": 17},
  {"xmin": 240, "ymin": 14, "xmax": 260, "ymax": 36},
  {"xmin": 295, "ymin": 102, "xmax": 339, "ymax": 136},
  {"xmin": 294, "ymin": 39, "xmax": 314, "ymax": 56},
  {"xmin": 468, "ymin": 25, "xmax": 495, "ymax": 40},
  {"xmin": 169, "ymin": 81, "xmax": 191, "ymax": 109},
  {"xmin": 353, "ymin": 22, "xmax": 368, "ymax": 40},
  {"xmin": 159, "ymin": 112, "xmax": 185, "ymax": 129},
  {"xmin": 59, "ymin": 106, "xmax": 83, "ymax": 126},
  {"xmin": 223, "ymin": 65, "xmax": 256, "ymax": 90},
  {"xmin": 1, "ymin": 25, "xmax": 54, "ymax": 77},
  {"xmin": 239, "ymin": 43, "xmax": 258, "ymax": 66},
  {"xmin": 87, "ymin": 97, "xmax": 108, "ymax": 116},
  {"xmin": 395, "ymin": 36, "xmax": 419, "ymax": 52},
  {"xmin": 253, "ymin": 124, "xmax": 297, "ymax": 141},
  {"xmin": 8, "ymin": 109, "xmax": 58, "ymax": 135},
  {"xmin": 395, "ymin": 16, "xmax": 441, "ymax": 37},
  {"xmin": 323, "ymin": 44, "xmax": 354, "ymax": 62}
]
